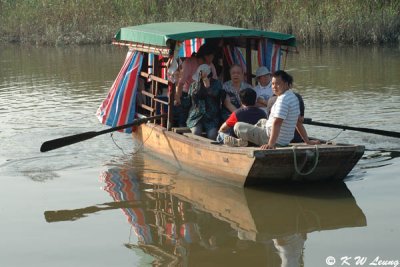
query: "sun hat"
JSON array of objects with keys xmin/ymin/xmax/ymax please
[
  {"xmin": 192, "ymin": 64, "xmax": 211, "ymax": 81},
  {"xmin": 255, "ymin": 66, "xmax": 271, "ymax": 78}
]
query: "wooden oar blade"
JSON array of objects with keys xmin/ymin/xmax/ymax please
[
  {"xmin": 40, "ymin": 114, "xmax": 166, "ymax": 152},
  {"xmin": 40, "ymin": 131, "xmax": 98, "ymax": 152}
]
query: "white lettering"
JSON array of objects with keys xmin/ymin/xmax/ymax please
[
  {"xmin": 355, "ymin": 256, "xmax": 368, "ymax": 265},
  {"xmin": 370, "ymin": 256, "xmax": 379, "ymax": 265},
  {"xmin": 341, "ymin": 256, "xmax": 352, "ymax": 266},
  {"xmin": 369, "ymin": 256, "xmax": 400, "ymax": 267}
]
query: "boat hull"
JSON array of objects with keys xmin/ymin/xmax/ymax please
[{"xmin": 133, "ymin": 123, "xmax": 365, "ymax": 187}]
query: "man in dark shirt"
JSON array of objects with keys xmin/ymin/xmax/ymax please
[{"xmin": 216, "ymin": 87, "xmax": 267, "ymax": 144}]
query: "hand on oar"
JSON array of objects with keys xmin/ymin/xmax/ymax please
[
  {"xmin": 303, "ymin": 118, "xmax": 400, "ymax": 138},
  {"xmin": 40, "ymin": 114, "xmax": 166, "ymax": 152}
]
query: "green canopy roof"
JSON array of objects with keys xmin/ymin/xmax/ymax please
[{"xmin": 114, "ymin": 22, "xmax": 296, "ymax": 47}]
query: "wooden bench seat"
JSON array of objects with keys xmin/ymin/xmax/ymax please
[
  {"xmin": 182, "ymin": 132, "xmax": 218, "ymax": 144},
  {"xmin": 172, "ymin": 127, "xmax": 191, "ymax": 134}
]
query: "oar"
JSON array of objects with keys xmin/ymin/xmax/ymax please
[
  {"xmin": 303, "ymin": 118, "xmax": 400, "ymax": 138},
  {"xmin": 40, "ymin": 114, "xmax": 166, "ymax": 152}
]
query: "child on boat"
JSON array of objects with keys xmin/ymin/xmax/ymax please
[{"xmin": 217, "ymin": 87, "xmax": 267, "ymax": 146}]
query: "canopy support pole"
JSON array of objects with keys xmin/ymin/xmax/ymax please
[{"xmin": 246, "ymin": 39, "xmax": 252, "ymax": 84}]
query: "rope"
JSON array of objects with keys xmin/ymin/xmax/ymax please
[
  {"xmin": 293, "ymin": 145, "xmax": 319, "ymax": 176},
  {"xmin": 110, "ymin": 121, "xmax": 157, "ymax": 156},
  {"xmin": 131, "ymin": 122, "xmax": 157, "ymax": 155},
  {"xmin": 326, "ymin": 129, "xmax": 345, "ymax": 143},
  {"xmin": 110, "ymin": 133, "xmax": 127, "ymax": 155}
]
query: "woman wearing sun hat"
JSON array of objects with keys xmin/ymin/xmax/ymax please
[{"xmin": 254, "ymin": 66, "xmax": 273, "ymax": 114}]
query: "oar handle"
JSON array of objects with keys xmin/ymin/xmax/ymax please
[
  {"xmin": 40, "ymin": 114, "xmax": 166, "ymax": 152},
  {"xmin": 304, "ymin": 118, "xmax": 400, "ymax": 138}
]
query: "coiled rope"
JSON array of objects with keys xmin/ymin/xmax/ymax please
[{"xmin": 293, "ymin": 145, "xmax": 320, "ymax": 176}]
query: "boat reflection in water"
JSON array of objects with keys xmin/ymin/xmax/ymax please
[{"xmin": 45, "ymin": 155, "xmax": 366, "ymax": 267}]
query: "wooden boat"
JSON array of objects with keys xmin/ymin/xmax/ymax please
[{"xmin": 111, "ymin": 22, "xmax": 365, "ymax": 187}]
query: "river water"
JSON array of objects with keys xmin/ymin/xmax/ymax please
[{"xmin": 1, "ymin": 44, "xmax": 399, "ymax": 267}]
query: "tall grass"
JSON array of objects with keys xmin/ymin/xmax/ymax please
[{"xmin": 0, "ymin": 0, "xmax": 399, "ymax": 45}]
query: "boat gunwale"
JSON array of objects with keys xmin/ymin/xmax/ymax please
[{"xmin": 140, "ymin": 123, "xmax": 365, "ymax": 157}]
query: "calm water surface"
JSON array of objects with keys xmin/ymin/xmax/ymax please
[{"xmin": 1, "ymin": 45, "xmax": 399, "ymax": 267}]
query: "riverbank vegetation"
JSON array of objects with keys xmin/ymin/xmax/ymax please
[{"xmin": 0, "ymin": 0, "xmax": 399, "ymax": 46}]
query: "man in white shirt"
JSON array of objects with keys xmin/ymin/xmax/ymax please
[{"xmin": 226, "ymin": 70, "xmax": 300, "ymax": 149}]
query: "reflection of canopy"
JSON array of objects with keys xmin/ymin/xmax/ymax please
[
  {"xmin": 102, "ymin": 168, "xmax": 152, "ymax": 244},
  {"xmin": 180, "ymin": 223, "xmax": 200, "ymax": 244}
]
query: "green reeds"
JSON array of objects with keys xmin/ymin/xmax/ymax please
[{"xmin": 0, "ymin": 0, "xmax": 399, "ymax": 45}]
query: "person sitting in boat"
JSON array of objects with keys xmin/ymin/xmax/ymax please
[
  {"xmin": 225, "ymin": 70, "xmax": 300, "ymax": 149},
  {"xmin": 254, "ymin": 66, "xmax": 273, "ymax": 114},
  {"xmin": 216, "ymin": 87, "xmax": 267, "ymax": 145},
  {"xmin": 221, "ymin": 64, "xmax": 253, "ymax": 122},
  {"xmin": 186, "ymin": 64, "xmax": 224, "ymax": 140},
  {"xmin": 174, "ymin": 43, "xmax": 218, "ymax": 127},
  {"xmin": 266, "ymin": 88, "xmax": 320, "ymax": 145}
]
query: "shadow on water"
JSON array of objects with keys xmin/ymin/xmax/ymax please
[
  {"xmin": 44, "ymin": 154, "xmax": 366, "ymax": 267},
  {"xmin": 339, "ymin": 148, "xmax": 400, "ymax": 181},
  {"xmin": 357, "ymin": 148, "xmax": 400, "ymax": 170}
]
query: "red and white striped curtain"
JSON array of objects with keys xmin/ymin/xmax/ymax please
[
  {"xmin": 257, "ymin": 39, "xmax": 282, "ymax": 73},
  {"xmin": 96, "ymin": 50, "xmax": 144, "ymax": 133}
]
